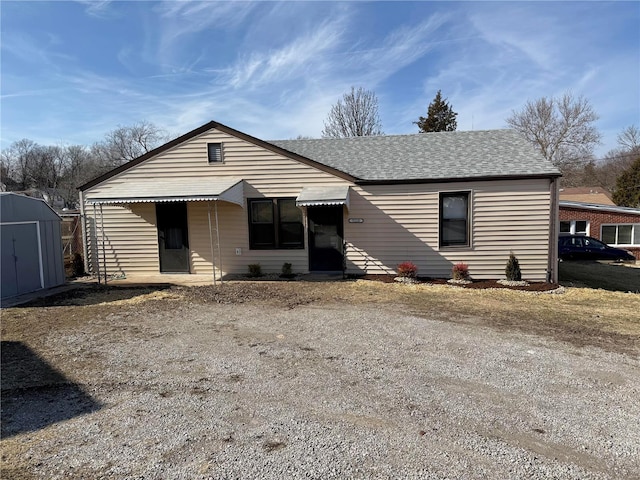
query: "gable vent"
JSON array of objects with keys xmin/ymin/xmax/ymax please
[{"xmin": 208, "ymin": 143, "xmax": 223, "ymax": 163}]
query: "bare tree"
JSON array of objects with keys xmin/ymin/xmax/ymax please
[
  {"xmin": 322, "ymin": 87, "xmax": 384, "ymax": 138},
  {"xmin": 507, "ymin": 93, "xmax": 601, "ymax": 171},
  {"xmin": 92, "ymin": 120, "xmax": 168, "ymax": 169},
  {"xmin": 2, "ymin": 139, "xmax": 36, "ymax": 190},
  {"xmin": 616, "ymin": 125, "xmax": 640, "ymax": 154}
]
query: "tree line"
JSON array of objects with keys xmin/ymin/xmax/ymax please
[
  {"xmin": 2, "ymin": 91, "xmax": 639, "ymax": 208},
  {"xmin": 1, "ymin": 121, "xmax": 169, "ymax": 208}
]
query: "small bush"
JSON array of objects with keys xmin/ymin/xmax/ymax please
[
  {"xmin": 72, "ymin": 253, "xmax": 85, "ymax": 277},
  {"xmin": 452, "ymin": 262, "xmax": 469, "ymax": 280},
  {"xmin": 248, "ymin": 263, "xmax": 262, "ymax": 277},
  {"xmin": 397, "ymin": 261, "xmax": 418, "ymax": 278},
  {"xmin": 505, "ymin": 252, "xmax": 522, "ymax": 281},
  {"xmin": 281, "ymin": 262, "xmax": 294, "ymax": 278}
]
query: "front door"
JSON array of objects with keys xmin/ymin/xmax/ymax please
[
  {"xmin": 308, "ymin": 206, "xmax": 344, "ymax": 271},
  {"xmin": 156, "ymin": 202, "xmax": 190, "ymax": 273}
]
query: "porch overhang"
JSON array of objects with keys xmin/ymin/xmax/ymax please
[
  {"xmin": 87, "ymin": 178, "xmax": 244, "ymax": 206},
  {"xmin": 296, "ymin": 186, "xmax": 350, "ymax": 208}
]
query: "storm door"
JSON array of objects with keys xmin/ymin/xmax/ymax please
[
  {"xmin": 156, "ymin": 202, "xmax": 189, "ymax": 273},
  {"xmin": 307, "ymin": 206, "xmax": 344, "ymax": 271}
]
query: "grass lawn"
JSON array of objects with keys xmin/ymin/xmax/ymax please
[{"xmin": 559, "ymin": 260, "xmax": 640, "ymax": 293}]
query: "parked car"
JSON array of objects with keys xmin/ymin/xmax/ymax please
[{"xmin": 558, "ymin": 235, "xmax": 636, "ymax": 262}]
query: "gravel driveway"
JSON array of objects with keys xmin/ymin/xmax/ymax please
[{"xmin": 2, "ymin": 286, "xmax": 639, "ymax": 479}]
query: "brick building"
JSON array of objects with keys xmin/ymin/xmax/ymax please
[{"xmin": 559, "ymin": 201, "xmax": 640, "ymax": 259}]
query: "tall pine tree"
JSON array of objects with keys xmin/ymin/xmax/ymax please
[
  {"xmin": 415, "ymin": 90, "xmax": 458, "ymax": 133},
  {"xmin": 612, "ymin": 156, "xmax": 640, "ymax": 207}
]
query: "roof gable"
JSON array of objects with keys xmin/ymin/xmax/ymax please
[{"xmin": 79, "ymin": 121, "xmax": 355, "ymax": 191}]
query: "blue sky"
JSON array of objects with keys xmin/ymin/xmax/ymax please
[{"xmin": 2, "ymin": 1, "xmax": 639, "ymax": 157}]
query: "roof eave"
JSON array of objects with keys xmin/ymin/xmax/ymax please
[{"xmin": 355, "ymin": 172, "xmax": 562, "ymax": 186}]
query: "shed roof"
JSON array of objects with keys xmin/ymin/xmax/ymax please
[
  {"xmin": 271, "ymin": 130, "xmax": 560, "ymax": 182},
  {"xmin": 0, "ymin": 193, "xmax": 61, "ymax": 223}
]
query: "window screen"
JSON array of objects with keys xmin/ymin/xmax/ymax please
[{"xmin": 440, "ymin": 192, "xmax": 469, "ymax": 247}]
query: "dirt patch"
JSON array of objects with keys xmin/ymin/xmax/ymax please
[{"xmin": 5, "ymin": 281, "xmax": 638, "ymax": 358}]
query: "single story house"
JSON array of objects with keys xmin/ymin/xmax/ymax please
[
  {"xmin": 559, "ymin": 200, "xmax": 640, "ymax": 259},
  {"xmin": 1, "ymin": 192, "xmax": 65, "ymax": 302},
  {"xmin": 559, "ymin": 186, "xmax": 614, "ymax": 206},
  {"xmin": 79, "ymin": 121, "xmax": 561, "ymax": 282}
]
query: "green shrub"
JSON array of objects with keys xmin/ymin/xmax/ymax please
[
  {"xmin": 397, "ymin": 261, "xmax": 418, "ymax": 278},
  {"xmin": 248, "ymin": 263, "xmax": 262, "ymax": 277},
  {"xmin": 452, "ymin": 262, "xmax": 469, "ymax": 280},
  {"xmin": 281, "ymin": 262, "xmax": 294, "ymax": 278},
  {"xmin": 505, "ymin": 252, "xmax": 522, "ymax": 281}
]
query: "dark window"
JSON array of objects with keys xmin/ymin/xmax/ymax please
[
  {"xmin": 248, "ymin": 198, "xmax": 303, "ymax": 249},
  {"xmin": 559, "ymin": 221, "xmax": 571, "ymax": 233},
  {"xmin": 207, "ymin": 143, "xmax": 222, "ymax": 163},
  {"xmin": 439, "ymin": 192, "xmax": 470, "ymax": 247}
]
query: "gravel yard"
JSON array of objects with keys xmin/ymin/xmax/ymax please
[{"xmin": 2, "ymin": 281, "xmax": 639, "ymax": 479}]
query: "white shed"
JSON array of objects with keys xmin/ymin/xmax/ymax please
[{"xmin": 1, "ymin": 193, "xmax": 65, "ymax": 302}]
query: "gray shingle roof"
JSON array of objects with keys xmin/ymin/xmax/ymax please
[{"xmin": 271, "ymin": 130, "xmax": 560, "ymax": 182}]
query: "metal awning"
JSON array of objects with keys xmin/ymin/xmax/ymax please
[
  {"xmin": 87, "ymin": 178, "xmax": 244, "ymax": 206},
  {"xmin": 296, "ymin": 186, "xmax": 350, "ymax": 207}
]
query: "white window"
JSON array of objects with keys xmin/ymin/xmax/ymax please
[
  {"xmin": 601, "ymin": 224, "xmax": 640, "ymax": 246},
  {"xmin": 560, "ymin": 220, "xmax": 589, "ymax": 235}
]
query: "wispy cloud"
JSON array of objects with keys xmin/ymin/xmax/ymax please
[
  {"xmin": 74, "ymin": 0, "xmax": 115, "ymax": 18},
  {"xmin": 217, "ymin": 17, "xmax": 348, "ymax": 90}
]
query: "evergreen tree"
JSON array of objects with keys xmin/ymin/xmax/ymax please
[
  {"xmin": 612, "ymin": 156, "xmax": 640, "ymax": 207},
  {"xmin": 415, "ymin": 90, "xmax": 458, "ymax": 133}
]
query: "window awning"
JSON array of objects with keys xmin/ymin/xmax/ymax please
[
  {"xmin": 87, "ymin": 178, "xmax": 244, "ymax": 206},
  {"xmin": 296, "ymin": 186, "xmax": 350, "ymax": 207}
]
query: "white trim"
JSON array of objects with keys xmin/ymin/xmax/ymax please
[
  {"xmin": 0, "ymin": 221, "xmax": 41, "ymax": 226},
  {"xmin": 559, "ymin": 219, "xmax": 590, "ymax": 236},
  {"xmin": 600, "ymin": 223, "xmax": 640, "ymax": 247},
  {"xmin": 35, "ymin": 221, "xmax": 45, "ymax": 289}
]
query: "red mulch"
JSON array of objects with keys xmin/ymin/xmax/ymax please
[{"xmin": 354, "ymin": 274, "xmax": 559, "ymax": 292}]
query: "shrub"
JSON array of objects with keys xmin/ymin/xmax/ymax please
[
  {"xmin": 452, "ymin": 262, "xmax": 469, "ymax": 280},
  {"xmin": 397, "ymin": 261, "xmax": 418, "ymax": 278},
  {"xmin": 248, "ymin": 263, "xmax": 262, "ymax": 277},
  {"xmin": 505, "ymin": 252, "xmax": 522, "ymax": 281},
  {"xmin": 281, "ymin": 262, "xmax": 294, "ymax": 278},
  {"xmin": 72, "ymin": 253, "xmax": 85, "ymax": 277}
]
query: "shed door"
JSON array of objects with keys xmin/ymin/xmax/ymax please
[{"xmin": 1, "ymin": 223, "xmax": 42, "ymax": 300}]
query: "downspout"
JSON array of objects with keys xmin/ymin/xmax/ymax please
[
  {"xmin": 79, "ymin": 190, "xmax": 90, "ymax": 276},
  {"xmin": 548, "ymin": 177, "xmax": 559, "ymax": 283}
]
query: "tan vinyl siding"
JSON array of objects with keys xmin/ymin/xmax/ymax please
[
  {"xmin": 84, "ymin": 128, "xmax": 348, "ymax": 277},
  {"xmin": 345, "ymin": 179, "xmax": 552, "ymax": 280},
  {"xmin": 187, "ymin": 201, "xmax": 309, "ymax": 276},
  {"xmin": 85, "ymin": 203, "xmax": 158, "ymax": 275}
]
